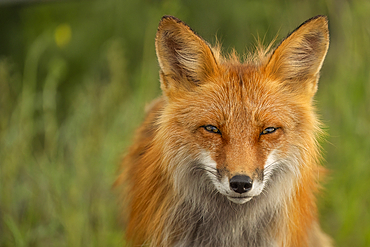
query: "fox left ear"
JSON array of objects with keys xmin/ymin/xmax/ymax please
[
  {"xmin": 155, "ymin": 16, "xmax": 219, "ymax": 98},
  {"xmin": 265, "ymin": 16, "xmax": 329, "ymax": 98}
]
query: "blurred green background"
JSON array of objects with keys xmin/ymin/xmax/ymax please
[{"xmin": 0, "ymin": 0, "xmax": 369, "ymax": 246}]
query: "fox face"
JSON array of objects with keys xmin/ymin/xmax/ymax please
[{"xmin": 155, "ymin": 16, "xmax": 329, "ymax": 205}]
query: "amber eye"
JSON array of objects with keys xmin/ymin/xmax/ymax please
[
  {"xmin": 261, "ymin": 127, "xmax": 278, "ymax": 135},
  {"xmin": 203, "ymin": 125, "xmax": 221, "ymax": 135}
]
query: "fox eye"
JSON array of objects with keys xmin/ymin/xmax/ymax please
[
  {"xmin": 261, "ymin": 127, "xmax": 278, "ymax": 135},
  {"xmin": 203, "ymin": 125, "xmax": 221, "ymax": 135}
]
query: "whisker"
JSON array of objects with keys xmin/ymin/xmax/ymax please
[{"xmin": 192, "ymin": 166, "xmax": 219, "ymax": 178}]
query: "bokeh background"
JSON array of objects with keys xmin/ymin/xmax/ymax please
[{"xmin": 0, "ymin": 0, "xmax": 369, "ymax": 246}]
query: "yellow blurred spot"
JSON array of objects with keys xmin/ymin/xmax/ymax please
[{"xmin": 54, "ymin": 24, "xmax": 72, "ymax": 48}]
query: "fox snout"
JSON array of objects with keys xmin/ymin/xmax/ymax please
[
  {"xmin": 223, "ymin": 172, "xmax": 265, "ymax": 204},
  {"xmin": 229, "ymin": 175, "xmax": 253, "ymax": 194},
  {"xmin": 200, "ymin": 151, "xmax": 269, "ymax": 204}
]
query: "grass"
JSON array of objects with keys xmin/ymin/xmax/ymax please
[{"xmin": 0, "ymin": 0, "xmax": 369, "ymax": 246}]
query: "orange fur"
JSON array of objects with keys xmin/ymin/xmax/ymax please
[{"xmin": 116, "ymin": 15, "xmax": 331, "ymax": 246}]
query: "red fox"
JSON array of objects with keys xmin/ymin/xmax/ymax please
[{"xmin": 116, "ymin": 15, "xmax": 331, "ymax": 246}]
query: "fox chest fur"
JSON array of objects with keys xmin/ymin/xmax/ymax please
[{"xmin": 116, "ymin": 15, "xmax": 332, "ymax": 247}]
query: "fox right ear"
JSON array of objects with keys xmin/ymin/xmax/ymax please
[
  {"xmin": 155, "ymin": 16, "xmax": 219, "ymax": 98},
  {"xmin": 265, "ymin": 16, "xmax": 329, "ymax": 99}
]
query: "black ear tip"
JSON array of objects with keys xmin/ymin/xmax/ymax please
[
  {"xmin": 302, "ymin": 15, "xmax": 329, "ymax": 30},
  {"xmin": 310, "ymin": 15, "xmax": 328, "ymax": 21},
  {"xmin": 161, "ymin": 15, "xmax": 181, "ymax": 22},
  {"xmin": 303, "ymin": 15, "xmax": 328, "ymax": 24},
  {"xmin": 159, "ymin": 15, "xmax": 187, "ymax": 28}
]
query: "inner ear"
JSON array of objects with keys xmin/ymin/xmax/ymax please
[{"xmin": 155, "ymin": 16, "xmax": 219, "ymax": 93}]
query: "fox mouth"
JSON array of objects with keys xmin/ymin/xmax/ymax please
[{"xmin": 227, "ymin": 196, "xmax": 253, "ymax": 204}]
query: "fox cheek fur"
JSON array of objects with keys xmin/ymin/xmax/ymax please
[{"xmin": 117, "ymin": 15, "xmax": 332, "ymax": 246}]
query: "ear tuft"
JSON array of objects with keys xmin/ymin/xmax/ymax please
[{"xmin": 265, "ymin": 15, "xmax": 329, "ymax": 97}]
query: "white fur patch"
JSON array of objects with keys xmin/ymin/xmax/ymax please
[
  {"xmin": 263, "ymin": 150, "xmax": 278, "ymax": 188},
  {"xmin": 200, "ymin": 152, "xmax": 230, "ymax": 195}
]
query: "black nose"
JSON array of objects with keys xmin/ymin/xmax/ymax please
[{"xmin": 229, "ymin": 175, "xmax": 253, "ymax": 194}]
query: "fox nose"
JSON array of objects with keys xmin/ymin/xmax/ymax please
[{"xmin": 229, "ymin": 175, "xmax": 253, "ymax": 194}]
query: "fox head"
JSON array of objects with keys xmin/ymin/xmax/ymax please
[{"xmin": 155, "ymin": 16, "xmax": 329, "ymax": 204}]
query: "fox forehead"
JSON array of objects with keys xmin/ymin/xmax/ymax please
[{"xmin": 171, "ymin": 64, "xmax": 294, "ymax": 130}]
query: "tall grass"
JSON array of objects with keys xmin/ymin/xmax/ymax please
[{"xmin": 0, "ymin": 0, "xmax": 369, "ymax": 246}]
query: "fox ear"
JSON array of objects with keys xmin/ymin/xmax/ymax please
[
  {"xmin": 155, "ymin": 16, "xmax": 219, "ymax": 96},
  {"xmin": 265, "ymin": 16, "xmax": 329, "ymax": 98}
]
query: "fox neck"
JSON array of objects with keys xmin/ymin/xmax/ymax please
[{"xmin": 150, "ymin": 146, "xmax": 312, "ymax": 247}]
